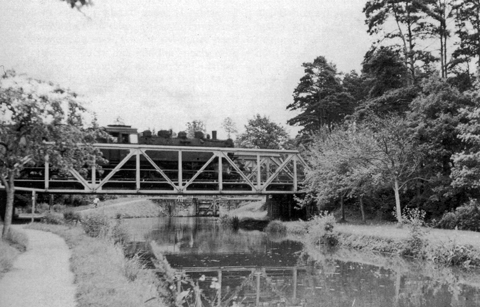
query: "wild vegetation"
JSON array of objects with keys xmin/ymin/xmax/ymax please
[
  {"xmin": 289, "ymin": 1, "xmax": 480, "ymax": 227},
  {"xmin": 0, "ymin": 227, "xmax": 28, "ymax": 278},
  {"xmin": 28, "ymin": 214, "xmax": 171, "ymax": 307},
  {"xmin": 287, "ymin": 208, "xmax": 480, "ymax": 268}
]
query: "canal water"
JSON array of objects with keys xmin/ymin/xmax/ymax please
[{"xmin": 123, "ymin": 217, "xmax": 480, "ymax": 307}]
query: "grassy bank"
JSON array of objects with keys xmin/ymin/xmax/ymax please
[
  {"xmin": 285, "ymin": 217, "xmax": 480, "ymax": 268},
  {"xmin": 27, "ymin": 223, "xmax": 170, "ymax": 307},
  {"xmin": 79, "ymin": 198, "xmax": 166, "ymax": 219},
  {"xmin": 0, "ymin": 226, "xmax": 28, "ymax": 279}
]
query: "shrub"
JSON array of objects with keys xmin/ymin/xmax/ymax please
[
  {"xmin": 436, "ymin": 212, "xmax": 457, "ymax": 229},
  {"xmin": 306, "ymin": 213, "xmax": 338, "ymax": 247},
  {"xmin": 0, "ymin": 239, "xmax": 19, "ymax": 274},
  {"xmin": 36, "ymin": 202, "xmax": 50, "ymax": 213},
  {"xmin": 4, "ymin": 227, "xmax": 29, "ymax": 252},
  {"xmin": 265, "ymin": 220, "xmax": 287, "ymax": 235},
  {"xmin": 52, "ymin": 204, "xmax": 66, "ymax": 213},
  {"xmin": 81, "ymin": 213, "xmax": 111, "ymax": 238},
  {"xmin": 436, "ymin": 200, "xmax": 480, "ymax": 231},
  {"xmin": 111, "ymin": 221, "xmax": 131, "ymax": 246},
  {"xmin": 41, "ymin": 212, "xmax": 65, "ymax": 225},
  {"xmin": 64, "ymin": 210, "xmax": 82, "ymax": 224},
  {"xmin": 397, "ymin": 208, "xmax": 428, "ymax": 257},
  {"xmin": 219, "ymin": 214, "xmax": 240, "ymax": 230}
]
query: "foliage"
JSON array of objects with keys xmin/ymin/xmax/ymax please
[
  {"xmin": 436, "ymin": 200, "xmax": 480, "ymax": 231},
  {"xmin": 0, "ymin": 239, "xmax": 20, "ymax": 276},
  {"xmin": 361, "ymin": 46, "xmax": 408, "ymax": 98},
  {"xmin": 81, "ymin": 213, "xmax": 111, "ymax": 238},
  {"xmin": 52, "ymin": 204, "xmax": 66, "ymax": 213},
  {"xmin": 41, "ymin": 212, "xmax": 65, "ymax": 225},
  {"xmin": 452, "ymin": 0, "xmax": 480, "ymax": 68},
  {"xmin": 364, "ymin": 0, "xmax": 438, "ymax": 84},
  {"xmin": 221, "ymin": 117, "xmax": 238, "ymax": 139},
  {"xmin": 235, "ymin": 114, "xmax": 289, "ymax": 149},
  {"xmin": 63, "ymin": 210, "xmax": 82, "ymax": 224},
  {"xmin": 3, "ymin": 227, "xmax": 28, "ymax": 252},
  {"xmin": 0, "ymin": 70, "xmax": 106, "ymax": 238},
  {"xmin": 264, "ymin": 220, "xmax": 287, "ymax": 235},
  {"xmin": 303, "ymin": 114, "xmax": 423, "ymax": 223},
  {"xmin": 185, "ymin": 119, "xmax": 206, "ymax": 139},
  {"xmin": 287, "ymin": 56, "xmax": 354, "ymax": 137},
  {"xmin": 305, "ymin": 213, "xmax": 338, "ymax": 247},
  {"xmin": 395, "ymin": 207, "xmax": 428, "ymax": 257},
  {"xmin": 111, "ymin": 220, "xmax": 131, "ymax": 246},
  {"xmin": 27, "ymin": 223, "xmax": 167, "ymax": 307}
]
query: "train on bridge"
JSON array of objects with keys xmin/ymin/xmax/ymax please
[{"xmin": 12, "ymin": 124, "xmax": 305, "ymax": 195}]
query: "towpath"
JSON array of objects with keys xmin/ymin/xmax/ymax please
[{"xmin": 0, "ymin": 226, "xmax": 76, "ymax": 307}]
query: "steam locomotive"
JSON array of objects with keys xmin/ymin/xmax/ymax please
[{"xmin": 97, "ymin": 125, "xmax": 242, "ymax": 191}]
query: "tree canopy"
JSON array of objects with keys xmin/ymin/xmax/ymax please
[
  {"xmin": 0, "ymin": 71, "xmax": 104, "ymax": 237},
  {"xmin": 235, "ymin": 114, "xmax": 289, "ymax": 149}
]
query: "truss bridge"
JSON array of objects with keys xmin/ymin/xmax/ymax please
[{"xmin": 10, "ymin": 143, "xmax": 307, "ymax": 195}]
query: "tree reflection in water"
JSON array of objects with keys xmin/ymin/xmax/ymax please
[{"xmin": 124, "ymin": 217, "xmax": 480, "ymax": 306}]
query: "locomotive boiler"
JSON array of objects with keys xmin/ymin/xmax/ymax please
[{"xmin": 98, "ymin": 125, "xmax": 240, "ymax": 191}]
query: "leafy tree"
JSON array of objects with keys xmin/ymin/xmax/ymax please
[
  {"xmin": 221, "ymin": 117, "xmax": 238, "ymax": 139},
  {"xmin": 362, "ymin": 47, "xmax": 408, "ymax": 98},
  {"xmin": 305, "ymin": 114, "xmax": 423, "ymax": 223},
  {"xmin": 452, "ymin": 0, "xmax": 480, "ymax": 70},
  {"xmin": 407, "ymin": 74, "xmax": 473, "ymax": 213},
  {"xmin": 364, "ymin": 0, "xmax": 437, "ymax": 85},
  {"xmin": 303, "ymin": 126, "xmax": 374, "ymax": 222},
  {"xmin": 287, "ymin": 56, "xmax": 354, "ymax": 138},
  {"xmin": 451, "ymin": 86, "xmax": 480, "ymax": 195},
  {"xmin": 186, "ymin": 120, "xmax": 206, "ymax": 139},
  {"xmin": 235, "ymin": 114, "xmax": 289, "ymax": 149},
  {"xmin": 0, "ymin": 71, "xmax": 104, "ymax": 238}
]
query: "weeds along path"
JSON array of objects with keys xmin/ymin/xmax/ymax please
[{"xmin": 0, "ymin": 226, "xmax": 76, "ymax": 307}]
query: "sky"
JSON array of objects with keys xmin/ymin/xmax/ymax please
[{"xmin": 0, "ymin": 0, "xmax": 373, "ymax": 139}]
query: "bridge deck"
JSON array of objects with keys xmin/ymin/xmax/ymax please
[{"xmin": 7, "ymin": 143, "xmax": 307, "ymax": 195}]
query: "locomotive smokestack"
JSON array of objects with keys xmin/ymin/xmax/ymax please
[{"xmin": 212, "ymin": 130, "xmax": 217, "ymax": 140}]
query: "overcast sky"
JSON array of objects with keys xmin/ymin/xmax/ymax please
[{"xmin": 0, "ymin": 0, "xmax": 372, "ymax": 138}]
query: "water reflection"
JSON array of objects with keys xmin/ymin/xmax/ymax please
[{"xmin": 124, "ymin": 217, "xmax": 480, "ymax": 307}]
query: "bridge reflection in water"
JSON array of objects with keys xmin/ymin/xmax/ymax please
[{"xmin": 125, "ymin": 217, "xmax": 480, "ymax": 307}]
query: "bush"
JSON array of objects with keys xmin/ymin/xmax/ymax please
[
  {"xmin": 41, "ymin": 212, "xmax": 65, "ymax": 225},
  {"xmin": 265, "ymin": 220, "xmax": 287, "ymax": 235},
  {"xmin": 52, "ymin": 204, "xmax": 66, "ymax": 213},
  {"xmin": 111, "ymin": 221, "xmax": 130, "ymax": 246},
  {"xmin": 306, "ymin": 213, "xmax": 338, "ymax": 247},
  {"xmin": 81, "ymin": 213, "xmax": 111, "ymax": 238},
  {"xmin": 436, "ymin": 200, "xmax": 480, "ymax": 231},
  {"xmin": 397, "ymin": 208, "xmax": 428, "ymax": 257},
  {"xmin": 4, "ymin": 227, "xmax": 29, "ymax": 252},
  {"xmin": 436, "ymin": 212, "xmax": 457, "ymax": 229},
  {"xmin": 64, "ymin": 210, "xmax": 82, "ymax": 224}
]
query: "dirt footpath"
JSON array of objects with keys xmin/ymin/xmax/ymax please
[{"xmin": 0, "ymin": 227, "xmax": 76, "ymax": 307}]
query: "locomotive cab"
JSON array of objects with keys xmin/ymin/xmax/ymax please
[{"xmin": 104, "ymin": 125, "xmax": 138, "ymax": 144}]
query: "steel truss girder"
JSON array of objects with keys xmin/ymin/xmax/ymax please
[{"xmin": 5, "ymin": 143, "xmax": 306, "ymax": 195}]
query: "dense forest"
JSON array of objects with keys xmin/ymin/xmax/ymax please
[{"xmin": 287, "ymin": 1, "xmax": 480, "ymax": 226}]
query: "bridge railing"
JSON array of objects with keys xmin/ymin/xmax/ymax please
[{"xmin": 9, "ymin": 143, "xmax": 308, "ymax": 195}]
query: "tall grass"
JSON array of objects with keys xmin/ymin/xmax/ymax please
[
  {"xmin": 27, "ymin": 223, "xmax": 169, "ymax": 307},
  {"xmin": 0, "ymin": 240, "xmax": 18, "ymax": 277},
  {"xmin": 0, "ymin": 227, "xmax": 28, "ymax": 279}
]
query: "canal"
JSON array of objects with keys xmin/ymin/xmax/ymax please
[{"xmin": 123, "ymin": 217, "xmax": 480, "ymax": 307}]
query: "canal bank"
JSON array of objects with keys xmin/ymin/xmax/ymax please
[{"xmin": 284, "ymin": 219, "xmax": 480, "ymax": 268}]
